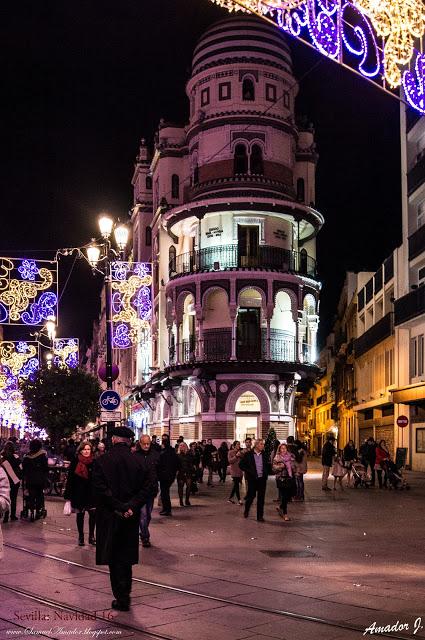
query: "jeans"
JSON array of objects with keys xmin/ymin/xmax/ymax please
[
  {"xmin": 207, "ymin": 466, "xmax": 214, "ymax": 485},
  {"xmin": 177, "ymin": 474, "xmax": 192, "ymax": 504},
  {"xmin": 28, "ymin": 484, "xmax": 44, "ymax": 513},
  {"xmin": 322, "ymin": 466, "xmax": 331, "ymax": 488},
  {"xmin": 229, "ymin": 477, "xmax": 242, "ymax": 501},
  {"xmin": 109, "ymin": 562, "xmax": 132, "ymax": 605},
  {"xmin": 279, "ymin": 486, "xmax": 292, "ymax": 514},
  {"xmin": 139, "ymin": 496, "xmax": 155, "ymax": 541},
  {"xmin": 160, "ymin": 480, "xmax": 172, "ymax": 513},
  {"xmin": 295, "ymin": 474, "xmax": 304, "ymax": 500},
  {"xmin": 218, "ymin": 463, "xmax": 227, "ymax": 482},
  {"xmin": 244, "ymin": 477, "xmax": 267, "ymax": 520},
  {"xmin": 376, "ymin": 469, "xmax": 387, "ymax": 488}
]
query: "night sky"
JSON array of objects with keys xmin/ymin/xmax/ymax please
[{"xmin": 1, "ymin": 0, "xmax": 402, "ymax": 347}]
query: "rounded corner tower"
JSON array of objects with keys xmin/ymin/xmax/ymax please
[{"xmin": 138, "ymin": 15, "xmax": 324, "ymax": 443}]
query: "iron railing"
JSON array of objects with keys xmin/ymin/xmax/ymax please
[{"xmin": 169, "ymin": 244, "xmax": 317, "ymax": 279}]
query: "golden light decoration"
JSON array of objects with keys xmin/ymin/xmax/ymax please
[
  {"xmin": 53, "ymin": 338, "xmax": 79, "ymax": 369},
  {"xmin": 0, "ymin": 341, "xmax": 38, "ymax": 377},
  {"xmin": 111, "ymin": 262, "xmax": 153, "ymax": 349},
  {"xmin": 354, "ymin": 0, "xmax": 425, "ymax": 88}
]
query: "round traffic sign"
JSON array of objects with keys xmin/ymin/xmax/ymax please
[
  {"xmin": 100, "ymin": 390, "xmax": 121, "ymax": 411},
  {"xmin": 397, "ymin": 415, "xmax": 409, "ymax": 428}
]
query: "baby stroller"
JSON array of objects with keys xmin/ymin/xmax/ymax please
[
  {"xmin": 384, "ymin": 460, "xmax": 410, "ymax": 490},
  {"xmin": 351, "ymin": 461, "xmax": 370, "ymax": 488},
  {"xmin": 20, "ymin": 477, "xmax": 47, "ymax": 521}
]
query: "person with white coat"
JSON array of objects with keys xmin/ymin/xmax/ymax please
[{"xmin": 0, "ymin": 467, "xmax": 11, "ymax": 560}]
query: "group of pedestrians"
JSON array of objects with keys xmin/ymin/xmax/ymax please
[{"xmin": 321, "ymin": 434, "xmax": 393, "ymax": 490}]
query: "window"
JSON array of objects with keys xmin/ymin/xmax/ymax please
[
  {"xmin": 193, "ymin": 164, "xmax": 199, "ymax": 185},
  {"xmin": 296, "ymin": 178, "xmax": 305, "ymax": 201},
  {"xmin": 171, "ymin": 174, "xmax": 179, "ymax": 199},
  {"xmin": 283, "ymin": 91, "xmax": 290, "ymax": 108},
  {"xmin": 145, "ymin": 175, "xmax": 152, "ymax": 190},
  {"xmin": 234, "ymin": 144, "xmax": 248, "ymax": 174},
  {"xmin": 145, "ymin": 226, "xmax": 152, "ymax": 247},
  {"xmin": 416, "ymin": 428, "xmax": 425, "ymax": 453},
  {"xmin": 169, "ymin": 246, "xmax": 176, "ymax": 274},
  {"xmin": 419, "ymin": 266, "xmax": 425, "ymax": 286},
  {"xmin": 418, "ymin": 132, "xmax": 425, "ymax": 156},
  {"xmin": 266, "ymin": 83, "xmax": 277, "ymax": 102},
  {"xmin": 242, "ymin": 77, "xmax": 255, "ymax": 101},
  {"xmin": 418, "ymin": 200, "xmax": 425, "ymax": 229},
  {"xmin": 201, "ymin": 87, "xmax": 210, "ymax": 107},
  {"xmin": 410, "ymin": 335, "xmax": 424, "ymax": 377},
  {"xmin": 250, "ymin": 144, "xmax": 264, "ymax": 174},
  {"xmin": 219, "ymin": 82, "xmax": 231, "ymax": 100}
]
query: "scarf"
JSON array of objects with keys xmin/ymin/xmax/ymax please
[{"xmin": 75, "ymin": 453, "xmax": 93, "ymax": 480}]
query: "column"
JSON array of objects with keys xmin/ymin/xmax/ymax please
[
  {"xmin": 175, "ymin": 323, "xmax": 181, "ymax": 365},
  {"xmin": 230, "ymin": 306, "xmax": 237, "ymax": 360},
  {"xmin": 266, "ymin": 316, "xmax": 271, "ymax": 360}
]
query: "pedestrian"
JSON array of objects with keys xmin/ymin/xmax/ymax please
[
  {"xmin": 343, "ymin": 440, "xmax": 357, "ymax": 487},
  {"xmin": 174, "ymin": 435, "xmax": 185, "ymax": 451},
  {"xmin": 202, "ymin": 438, "xmax": 217, "ymax": 487},
  {"xmin": 239, "ymin": 438, "xmax": 270, "ymax": 522},
  {"xmin": 158, "ymin": 434, "xmax": 178, "ymax": 516},
  {"xmin": 63, "ymin": 438, "xmax": 77, "ymax": 461},
  {"xmin": 176, "ymin": 442, "xmax": 196, "ymax": 506},
  {"xmin": 150, "ymin": 435, "xmax": 161, "ymax": 453},
  {"xmin": 0, "ymin": 467, "xmax": 10, "ymax": 559},
  {"xmin": 360, "ymin": 437, "xmax": 376, "ymax": 486},
  {"xmin": 95, "ymin": 442, "xmax": 106, "ymax": 458},
  {"xmin": 272, "ymin": 443, "xmax": 294, "ymax": 521},
  {"xmin": 135, "ymin": 434, "xmax": 159, "ymax": 548},
  {"xmin": 293, "ymin": 439, "xmax": 307, "ymax": 501},
  {"xmin": 22, "ymin": 439, "xmax": 48, "ymax": 521},
  {"xmin": 189, "ymin": 442, "xmax": 201, "ymax": 493},
  {"xmin": 63, "ymin": 440, "xmax": 96, "ymax": 546},
  {"xmin": 1, "ymin": 441, "xmax": 22, "ymax": 522},
  {"xmin": 332, "ymin": 450, "xmax": 346, "ymax": 491},
  {"xmin": 227, "ymin": 441, "xmax": 243, "ymax": 504},
  {"xmin": 321, "ymin": 435, "xmax": 336, "ymax": 491},
  {"xmin": 375, "ymin": 440, "xmax": 390, "ymax": 489},
  {"xmin": 92, "ymin": 426, "xmax": 151, "ymax": 612},
  {"xmin": 217, "ymin": 441, "xmax": 229, "ymax": 483}
]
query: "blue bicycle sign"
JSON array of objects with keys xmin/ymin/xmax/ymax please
[{"xmin": 99, "ymin": 390, "xmax": 121, "ymax": 411}]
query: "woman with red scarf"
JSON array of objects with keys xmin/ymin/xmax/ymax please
[{"xmin": 64, "ymin": 441, "xmax": 96, "ymax": 546}]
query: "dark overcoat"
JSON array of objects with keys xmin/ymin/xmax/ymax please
[
  {"xmin": 158, "ymin": 446, "xmax": 178, "ymax": 485},
  {"xmin": 92, "ymin": 443, "xmax": 150, "ymax": 566},
  {"xmin": 63, "ymin": 457, "xmax": 95, "ymax": 511},
  {"xmin": 239, "ymin": 450, "xmax": 270, "ymax": 480}
]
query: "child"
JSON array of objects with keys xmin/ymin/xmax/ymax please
[{"xmin": 332, "ymin": 450, "xmax": 346, "ymax": 491}]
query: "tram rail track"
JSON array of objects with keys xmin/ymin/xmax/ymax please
[{"xmin": 1, "ymin": 542, "xmax": 416, "ymax": 640}]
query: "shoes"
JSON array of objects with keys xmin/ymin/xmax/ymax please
[
  {"xmin": 243, "ymin": 511, "xmax": 249, "ymax": 518},
  {"xmin": 228, "ymin": 499, "xmax": 235, "ymax": 504},
  {"xmin": 238, "ymin": 501, "xmax": 243, "ymax": 506},
  {"xmin": 257, "ymin": 517, "xmax": 265, "ymax": 522},
  {"xmin": 111, "ymin": 600, "xmax": 130, "ymax": 612},
  {"xmin": 142, "ymin": 540, "xmax": 151, "ymax": 548},
  {"xmin": 78, "ymin": 538, "xmax": 85, "ymax": 547},
  {"xmin": 10, "ymin": 516, "xmax": 18, "ymax": 521},
  {"xmin": 179, "ymin": 500, "xmax": 184, "ymax": 506},
  {"xmin": 185, "ymin": 500, "xmax": 191, "ymax": 506},
  {"xmin": 322, "ymin": 487, "xmax": 331, "ymax": 491},
  {"xmin": 89, "ymin": 537, "xmax": 96, "ymax": 546},
  {"xmin": 277, "ymin": 508, "xmax": 283, "ymax": 518},
  {"xmin": 283, "ymin": 515, "xmax": 291, "ymax": 521},
  {"xmin": 159, "ymin": 510, "xmax": 171, "ymax": 516}
]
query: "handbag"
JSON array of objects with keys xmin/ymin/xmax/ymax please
[
  {"xmin": 276, "ymin": 475, "xmax": 294, "ymax": 491},
  {"xmin": 63, "ymin": 500, "xmax": 72, "ymax": 516}
]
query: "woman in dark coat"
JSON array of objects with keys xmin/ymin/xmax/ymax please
[
  {"xmin": 176, "ymin": 442, "xmax": 196, "ymax": 506},
  {"xmin": 64, "ymin": 440, "xmax": 96, "ymax": 546},
  {"xmin": 22, "ymin": 439, "xmax": 48, "ymax": 521},
  {"xmin": 217, "ymin": 441, "xmax": 229, "ymax": 483},
  {"xmin": 1, "ymin": 442, "xmax": 22, "ymax": 522}
]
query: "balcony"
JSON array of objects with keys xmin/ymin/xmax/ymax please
[
  {"xmin": 394, "ymin": 286, "xmax": 425, "ymax": 326},
  {"xmin": 169, "ymin": 332, "xmax": 314, "ymax": 366},
  {"xmin": 409, "ymin": 224, "xmax": 425, "ymax": 261},
  {"xmin": 354, "ymin": 313, "xmax": 393, "ymax": 358},
  {"xmin": 169, "ymin": 244, "xmax": 317, "ymax": 279},
  {"xmin": 408, "ymin": 154, "xmax": 425, "ymax": 195}
]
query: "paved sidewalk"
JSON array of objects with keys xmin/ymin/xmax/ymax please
[{"xmin": 0, "ymin": 460, "xmax": 424, "ymax": 640}]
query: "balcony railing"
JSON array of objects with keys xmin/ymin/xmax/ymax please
[
  {"xmin": 408, "ymin": 153, "xmax": 425, "ymax": 195},
  {"xmin": 354, "ymin": 313, "xmax": 393, "ymax": 357},
  {"xmin": 409, "ymin": 224, "xmax": 425, "ymax": 261},
  {"xmin": 169, "ymin": 244, "xmax": 317, "ymax": 279},
  {"xmin": 394, "ymin": 286, "xmax": 425, "ymax": 326},
  {"xmin": 168, "ymin": 333, "xmax": 314, "ymax": 366}
]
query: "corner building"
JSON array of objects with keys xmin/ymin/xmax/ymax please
[{"xmin": 133, "ymin": 17, "xmax": 324, "ymax": 442}]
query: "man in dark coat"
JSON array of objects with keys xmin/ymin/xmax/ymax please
[
  {"xmin": 158, "ymin": 434, "xmax": 178, "ymax": 516},
  {"xmin": 92, "ymin": 427, "xmax": 151, "ymax": 611},
  {"xmin": 202, "ymin": 438, "xmax": 218, "ymax": 486},
  {"xmin": 239, "ymin": 438, "xmax": 270, "ymax": 522},
  {"xmin": 135, "ymin": 434, "xmax": 160, "ymax": 547},
  {"xmin": 321, "ymin": 435, "xmax": 336, "ymax": 491}
]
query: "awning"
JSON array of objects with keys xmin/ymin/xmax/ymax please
[{"xmin": 390, "ymin": 383, "xmax": 425, "ymax": 405}]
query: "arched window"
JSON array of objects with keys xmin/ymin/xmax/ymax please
[
  {"xmin": 299, "ymin": 248, "xmax": 308, "ymax": 275},
  {"xmin": 145, "ymin": 175, "xmax": 152, "ymax": 190},
  {"xmin": 171, "ymin": 174, "xmax": 179, "ymax": 199},
  {"xmin": 234, "ymin": 144, "xmax": 248, "ymax": 174},
  {"xmin": 169, "ymin": 245, "xmax": 177, "ymax": 274},
  {"xmin": 250, "ymin": 144, "xmax": 264, "ymax": 175},
  {"xmin": 193, "ymin": 164, "xmax": 199, "ymax": 185},
  {"xmin": 297, "ymin": 178, "xmax": 305, "ymax": 202},
  {"xmin": 242, "ymin": 77, "xmax": 255, "ymax": 101},
  {"xmin": 145, "ymin": 226, "xmax": 152, "ymax": 247}
]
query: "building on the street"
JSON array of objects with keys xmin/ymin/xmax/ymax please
[{"xmin": 122, "ymin": 16, "xmax": 325, "ymax": 441}]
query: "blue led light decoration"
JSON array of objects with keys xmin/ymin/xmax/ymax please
[
  {"xmin": 209, "ymin": 0, "xmax": 425, "ymax": 115},
  {"xmin": 110, "ymin": 262, "xmax": 152, "ymax": 349},
  {"xmin": 53, "ymin": 338, "xmax": 79, "ymax": 369},
  {"xmin": 0, "ymin": 257, "xmax": 58, "ymax": 325}
]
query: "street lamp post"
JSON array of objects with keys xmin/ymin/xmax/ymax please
[{"xmin": 86, "ymin": 214, "xmax": 129, "ymax": 445}]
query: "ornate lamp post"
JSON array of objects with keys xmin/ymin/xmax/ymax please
[{"xmin": 86, "ymin": 214, "xmax": 129, "ymax": 442}]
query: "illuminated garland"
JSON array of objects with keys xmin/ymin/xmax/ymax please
[
  {"xmin": 208, "ymin": 0, "xmax": 425, "ymax": 114},
  {"xmin": 111, "ymin": 262, "xmax": 152, "ymax": 349},
  {"xmin": 0, "ymin": 257, "xmax": 58, "ymax": 325},
  {"xmin": 53, "ymin": 338, "xmax": 79, "ymax": 369},
  {"xmin": 0, "ymin": 341, "xmax": 39, "ymax": 378}
]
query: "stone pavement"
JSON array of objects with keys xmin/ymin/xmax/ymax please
[{"xmin": 0, "ymin": 459, "xmax": 424, "ymax": 640}]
